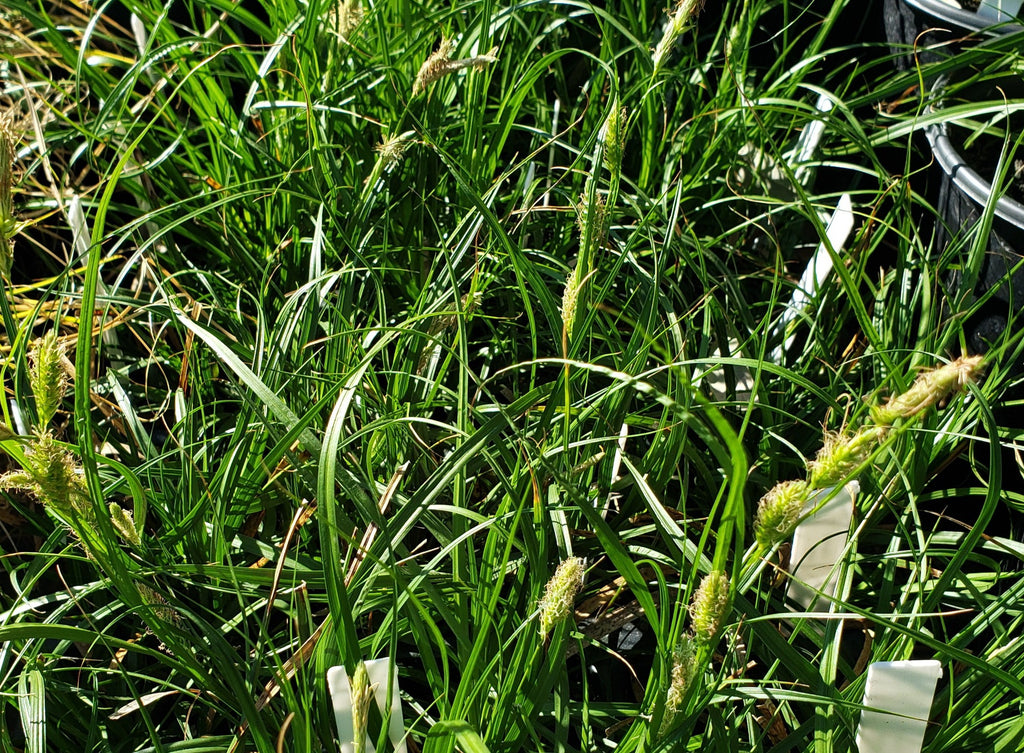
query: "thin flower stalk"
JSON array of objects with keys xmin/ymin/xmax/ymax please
[{"xmin": 1, "ymin": 110, "xmax": 16, "ymax": 279}]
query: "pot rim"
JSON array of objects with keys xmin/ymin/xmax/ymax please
[
  {"xmin": 926, "ymin": 118, "xmax": 1024, "ymax": 227},
  {"xmin": 904, "ymin": 0, "xmax": 1024, "ymax": 34}
]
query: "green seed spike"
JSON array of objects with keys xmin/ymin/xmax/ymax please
[
  {"xmin": 754, "ymin": 479, "xmax": 811, "ymax": 548},
  {"xmin": 350, "ymin": 662, "xmax": 374, "ymax": 753},
  {"xmin": 652, "ymin": 0, "xmax": 704, "ymax": 75},
  {"xmin": 538, "ymin": 557, "xmax": 585, "ymax": 641},
  {"xmin": 872, "ymin": 355, "xmax": 985, "ymax": 426},
  {"xmin": 29, "ymin": 331, "xmax": 67, "ymax": 430},
  {"xmin": 689, "ymin": 570, "xmax": 731, "ymax": 645},
  {"xmin": 806, "ymin": 427, "xmax": 884, "ymax": 489},
  {"xmin": 659, "ymin": 635, "xmax": 697, "ymax": 736}
]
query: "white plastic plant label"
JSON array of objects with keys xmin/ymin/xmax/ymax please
[
  {"xmin": 790, "ymin": 92, "xmax": 835, "ymax": 185},
  {"xmin": 327, "ymin": 659, "xmax": 408, "ymax": 753},
  {"xmin": 856, "ymin": 660, "xmax": 942, "ymax": 753},
  {"xmin": 772, "ymin": 193, "xmax": 855, "ymax": 361},
  {"xmin": 786, "ymin": 481, "xmax": 857, "ymax": 610},
  {"xmin": 701, "ymin": 337, "xmax": 756, "ymax": 403}
]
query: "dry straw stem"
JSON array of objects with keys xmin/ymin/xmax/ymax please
[{"xmin": 412, "ymin": 38, "xmax": 499, "ymax": 97}]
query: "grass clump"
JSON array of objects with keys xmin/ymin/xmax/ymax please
[{"xmin": 1, "ymin": 0, "xmax": 1023, "ymax": 751}]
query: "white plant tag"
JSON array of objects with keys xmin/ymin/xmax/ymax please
[
  {"xmin": 789, "ymin": 92, "xmax": 835, "ymax": 185},
  {"xmin": 773, "ymin": 194, "xmax": 855, "ymax": 361},
  {"xmin": 701, "ymin": 337, "xmax": 756, "ymax": 402},
  {"xmin": 786, "ymin": 481, "xmax": 857, "ymax": 610},
  {"xmin": 327, "ymin": 659, "xmax": 408, "ymax": 753},
  {"xmin": 856, "ymin": 660, "xmax": 942, "ymax": 753}
]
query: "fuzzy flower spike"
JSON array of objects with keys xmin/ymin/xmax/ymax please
[
  {"xmin": 652, "ymin": 0, "xmax": 704, "ymax": 75},
  {"xmin": 350, "ymin": 661, "xmax": 375, "ymax": 753},
  {"xmin": 871, "ymin": 355, "xmax": 985, "ymax": 426},
  {"xmin": 538, "ymin": 557, "xmax": 585, "ymax": 641},
  {"xmin": 660, "ymin": 635, "xmax": 697, "ymax": 736},
  {"xmin": 689, "ymin": 570, "xmax": 731, "ymax": 645},
  {"xmin": 29, "ymin": 330, "xmax": 67, "ymax": 430},
  {"xmin": 412, "ymin": 38, "xmax": 498, "ymax": 97},
  {"xmin": 754, "ymin": 479, "xmax": 811, "ymax": 548},
  {"xmin": 806, "ymin": 426, "xmax": 885, "ymax": 489}
]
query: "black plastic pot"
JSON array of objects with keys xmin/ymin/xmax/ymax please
[
  {"xmin": 927, "ymin": 73, "xmax": 1024, "ymax": 352},
  {"xmin": 884, "ymin": 1, "xmax": 1024, "ymax": 351},
  {"xmin": 884, "ymin": 0, "xmax": 1023, "ymax": 70}
]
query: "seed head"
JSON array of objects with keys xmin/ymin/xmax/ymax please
[
  {"xmin": 660, "ymin": 635, "xmax": 697, "ymax": 736},
  {"xmin": 600, "ymin": 100, "xmax": 627, "ymax": 176},
  {"xmin": 689, "ymin": 570, "xmax": 731, "ymax": 645},
  {"xmin": 538, "ymin": 557, "xmax": 585, "ymax": 641},
  {"xmin": 0, "ymin": 432, "xmax": 89, "ymax": 521},
  {"xmin": 109, "ymin": 503, "xmax": 142, "ymax": 547},
  {"xmin": 350, "ymin": 661, "xmax": 375, "ymax": 753},
  {"xmin": 871, "ymin": 355, "xmax": 985, "ymax": 426},
  {"xmin": 560, "ymin": 264, "xmax": 581, "ymax": 336},
  {"xmin": 806, "ymin": 427, "xmax": 883, "ymax": 489},
  {"xmin": 136, "ymin": 582, "xmax": 180, "ymax": 626},
  {"xmin": 652, "ymin": 0, "xmax": 705, "ymax": 74},
  {"xmin": 375, "ymin": 132, "xmax": 411, "ymax": 168},
  {"xmin": 328, "ymin": 0, "xmax": 363, "ymax": 42},
  {"xmin": 754, "ymin": 479, "xmax": 810, "ymax": 548},
  {"xmin": 575, "ymin": 191, "xmax": 607, "ymax": 260},
  {"xmin": 412, "ymin": 39, "xmax": 498, "ymax": 97},
  {"xmin": 29, "ymin": 331, "xmax": 67, "ymax": 429}
]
